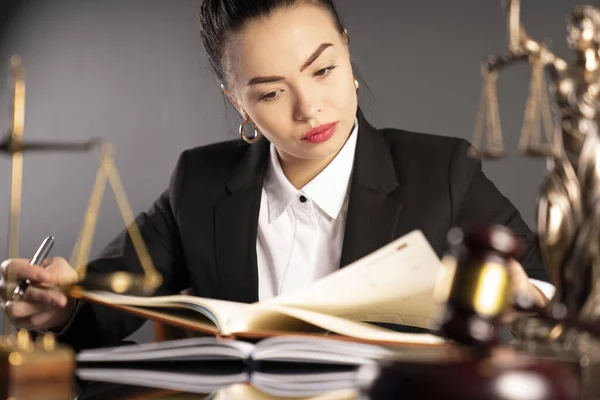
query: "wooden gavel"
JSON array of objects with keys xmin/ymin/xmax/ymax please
[{"xmin": 360, "ymin": 225, "xmax": 582, "ymax": 400}]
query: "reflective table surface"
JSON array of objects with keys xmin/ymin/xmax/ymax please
[{"xmin": 76, "ymin": 381, "xmax": 359, "ymax": 400}]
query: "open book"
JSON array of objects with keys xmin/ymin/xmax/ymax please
[
  {"xmin": 76, "ymin": 336, "xmax": 447, "ymax": 397},
  {"xmin": 76, "ymin": 336, "xmax": 394, "ymax": 397},
  {"xmin": 76, "ymin": 230, "xmax": 450, "ymax": 346},
  {"xmin": 77, "ymin": 335, "xmax": 440, "ymax": 365}
]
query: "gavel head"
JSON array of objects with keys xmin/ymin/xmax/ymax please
[{"xmin": 438, "ymin": 225, "xmax": 523, "ymax": 349}]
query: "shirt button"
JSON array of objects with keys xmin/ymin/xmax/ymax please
[{"xmin": 299, "ymin": 195, "xmax": 307, "ymax": 203}]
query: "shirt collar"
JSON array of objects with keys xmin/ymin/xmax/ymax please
[{"xmin": 264, "ymin": 119, "xmax": 359, "ymax": 222}]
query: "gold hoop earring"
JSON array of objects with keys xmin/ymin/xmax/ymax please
[
  {"xmin": 239, "ymin": 118, "xmax": 261, "ymax": 144},
  {"xmin": 354, "ymin": 78, "xmax": 360, "ymax": 92}
]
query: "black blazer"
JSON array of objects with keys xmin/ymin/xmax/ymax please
[{"xmin": 59, "ymin": 109, "xmax": 549, "ymax": 351}]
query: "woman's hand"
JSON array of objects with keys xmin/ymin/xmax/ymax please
[
  {"xmin": 0, "ymin": 257, "xmax": 79, "ymax": 331},
  {"xmin": 508, "ymin": 259, "xmax": 549, "ymax": 307},
  {"xmin": 502, "ymin": 259, "xmax": 550, "ymax": 325}
]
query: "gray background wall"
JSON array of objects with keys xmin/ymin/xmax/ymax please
[{"xmin": 0, "ymin": 0, "xmax": 582, "ymax": 340}]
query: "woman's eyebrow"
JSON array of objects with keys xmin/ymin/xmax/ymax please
[{"xmin": 246, "ymin": 43, "xmax": 334, "ymax": 86}]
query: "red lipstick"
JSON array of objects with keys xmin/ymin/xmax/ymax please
[{"xmin": 301, "ymin": 122, "xmax": 338, "ymax": 144}]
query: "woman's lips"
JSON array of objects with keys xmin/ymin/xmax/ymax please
[{"xmin": 301, "ymin": 122, "xmax": 338, "ymax": 144}]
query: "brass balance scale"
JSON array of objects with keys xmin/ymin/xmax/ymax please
[{"xmin": 0, "ymin": 55, "xmax": 163, "ymax": 399}]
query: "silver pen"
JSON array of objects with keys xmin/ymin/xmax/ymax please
[{"xmin": 13, "ymin": 236, "xmax": 55, "ymax": 300}]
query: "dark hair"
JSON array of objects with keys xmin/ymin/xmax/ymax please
[{"xmin": 199, "ymin": 0, "xmax": 345, "ymax": 88}]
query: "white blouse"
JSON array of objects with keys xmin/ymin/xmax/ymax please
[{"xmin": 256, "ymin": 121, "xmax": 359, "ymax": 301}]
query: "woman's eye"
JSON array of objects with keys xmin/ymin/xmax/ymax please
[
  {"xmin": 259, "ymin": 91, "xmax": 280, "ymax": 102},
  {"xmin": 314, "ymin": 65, "xmax": 338, "ymax": 78}
]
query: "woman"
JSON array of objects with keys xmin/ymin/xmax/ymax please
[{"xmin": 1, "ymin": 0, "xmax": 552, "ymax": 350}]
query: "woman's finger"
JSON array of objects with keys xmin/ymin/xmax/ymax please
[
  {"xmin": 7, "ymin": 300, "xmax": 52, "ymax": 320},
  {"xmin": 508, "ymin": 260, "xmax": 531, "ymax": 291},
  {"xmin": 508, "ymin": 259, "xmax": 548, "ymax": 306},
  {"xmin": 30, "ymin": 311, "xmax": 64, "ymax": 330},
  {"xmin": 13, "ymin": 309, "xmax": 70, "ymax": 331},
  {"xmin": 22, "ymin": 286, "xmax": 68, "ymax": 308},
  {"xmin": 43, "ymin": 257, "xmax": 80, "ymax": 286},
  {"xmin": 1, "ymin": 259, "xmax": 51, "ymax": 283}
]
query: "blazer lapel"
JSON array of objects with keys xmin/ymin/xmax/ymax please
[
  {"xmin": 215, "ymin": 138, "xmax": 269, "ymax": 304},
  {"xmin": 339, "ymin": 109, "xmax": 404, "ymax": 268}
]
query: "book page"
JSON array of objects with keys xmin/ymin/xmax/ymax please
[
  {"xmin": 251, "ymin": 336, "xmax": 448, "ymax": 365},
  {"xmin": 78, "ymin": 290, "xmax": 248, "ymax": 333},
  {"xmin": 77, "ymin": 337, "xmax": 255, "ymax": 363},
  {"xmin": 228, "ymin": 304, "xmax": 445, "ymax": 345},
  {"xmin": 258, "ymin": 230, "xmax": 444, "ymax": 329},
  {"xmin": 251, "ymin": 336, "xmax": 400, "ymax": 365}
]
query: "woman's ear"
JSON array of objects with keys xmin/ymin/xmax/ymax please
[
  {"xmin": 342, "ymin": 29, "xmax": 350, "ymax": 46},
  {"xmin": 221, "ymin": 84, "xmax": 246, "ymax": 119}
]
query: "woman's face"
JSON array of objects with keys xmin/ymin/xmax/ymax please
[{"xmin": 225, "ymin": 3, "xmax": 358, "ymax": 164}]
